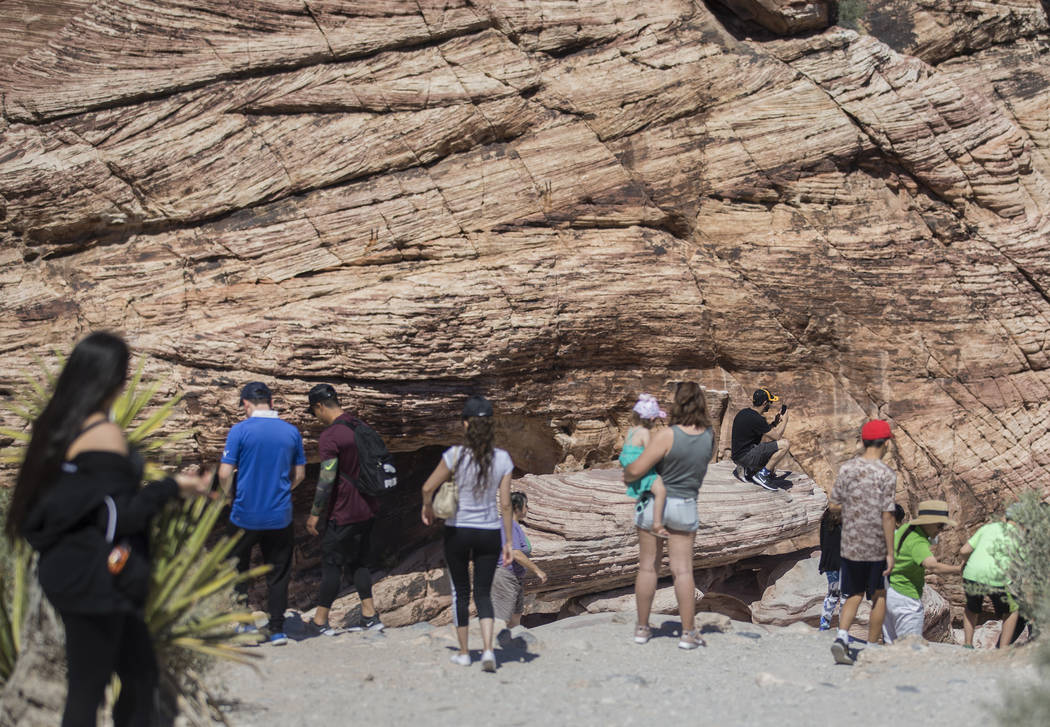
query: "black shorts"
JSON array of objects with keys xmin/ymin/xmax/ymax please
[
  {"xmin": 321, "ymin": 518, "xmax": 374, "ymax": 569},
  {"xmin": 840, "ymin": 557, "xmax": 887, "ymax": 600},
  {"xmin": 963, "ymin": 579, "xmax": 1016, "ymax": 616},
  {"xmin": 735, "ymin": 441, "xmax": 779, "ymax": 474}
]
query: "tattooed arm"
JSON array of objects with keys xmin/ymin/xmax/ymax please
[{"xmin": 306, "ymin": 457, "xmax": 339, "ymax": 536}]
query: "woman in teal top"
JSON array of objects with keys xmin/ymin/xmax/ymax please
[{"xmin": 624, "ymin": 383, "xmax": 713, "ymax": 651}]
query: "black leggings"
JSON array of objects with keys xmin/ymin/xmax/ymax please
[
  {"xmin": 444, "ymin": 526, "xmax": 501, "ymax": 627},
  {"xmin": 60, "ymin": 610, "xmax": 157, "ymax": 727},
  {"xmin": 319, "ymin": 519, "xmax": 374, "ymax": 608},
  {"xmin": 228, "ymin": 523, "xmax": 294, "ymax": 631}
]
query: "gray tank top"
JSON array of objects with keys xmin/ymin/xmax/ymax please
[{"xmin": 656, "ymin": 426, "xmax": 713, "ymax": 499}]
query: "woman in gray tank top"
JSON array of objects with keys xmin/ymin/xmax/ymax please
[{"xmin": 623, "ymin": 382, "xmax": 714, "ymax": 650}]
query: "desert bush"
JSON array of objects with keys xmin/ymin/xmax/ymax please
[
  {"xmin": 997, "ymin": 601, "xmax": 1050, "ymax": 726},
  {"xmin": 998, "ymin": 490, "xmax": 1050, "ymax": 629},
  {"xmin": 836, "ymin": 0, "xmax": 867, "ymax": 30}
]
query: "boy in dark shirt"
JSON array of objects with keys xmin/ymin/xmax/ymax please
[
  {"xmin": 304, "ymin": 384, "xmax": 383, "ymax": 634},
  {"xmin": 731, "ymin": 388, "xmax": 791, "ymax": 490}
]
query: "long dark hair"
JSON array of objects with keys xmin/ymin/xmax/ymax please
[
  {"xmin": 6, "ymin": 332, "xmax": 129, "ymax": 540},
  {"xmin": 461, "ymin": 417, "xmax": 495, "ymax": 498},
  {"xmin": 670, "ymin": 382, "xmax": 711, "ymax": 428}
]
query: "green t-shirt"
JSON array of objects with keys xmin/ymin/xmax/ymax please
[
  {"xmin": 889, "ymin": 526, "xmax": 933, "ymax": 600},
  {"xmin": 962, "ymin": 522, "xmax": 1012, "ymax": 587}
]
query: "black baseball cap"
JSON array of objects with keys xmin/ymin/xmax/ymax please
[
  {"xmin": 240, "ymin": 381, "xmax": 272, "ymax": 403},
  {"xmin": 462, "ymin": 395, "xmax": 494, "ymax": 419},
  {"xmin": 307, "ymin": 383, "xmax": 339, "ymax": 412},
  {"xmin": 753, "ymin": 388, "xmax": 779, "ymax": 407}
]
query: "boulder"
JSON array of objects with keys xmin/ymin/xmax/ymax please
[
  {"xmin": 514, "ymin": 462, "xmax": 826, "ymax": 601},
  {"xmin": 578, "ymin": 583, "xmax": 698, "ymax": 615},
  {"xmin": 751, "ymin": 552, "xmax": 826, "ymax": 626},
  {"xmin": 921, "ymin": 585, "xmax": 951, "ymax": 643}
]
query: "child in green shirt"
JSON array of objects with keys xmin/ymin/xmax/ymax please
[{"xmin": 883, "ymin": 500, "xmax": 962, "ymax": 643}]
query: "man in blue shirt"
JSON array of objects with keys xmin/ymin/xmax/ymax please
[{"xmin": 219, "ymin": 382, "xmax": 306, "ymax": 645}]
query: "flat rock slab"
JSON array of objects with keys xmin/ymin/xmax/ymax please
[{"xmin": 517, "ymin": 461, "xmax": 826, "ymax": 601}]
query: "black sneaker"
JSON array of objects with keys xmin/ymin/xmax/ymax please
[
  {"xmin": 303, "ymin": 620, "xmax": 342, "ymax": 638},
  {"xmin": 750, "ymin": 470, "xmax": 777, "ymax": 491},
  {"xmin": 831, "ymin": 638, "xmax": 854, "ymax": 665},
  {"xmin": 348, "ymin": 614, "xmax": 384, "ymax": 632},
  {"xmin": 732, "ymin": 465, "xmax": 750, "ymax": 484}
]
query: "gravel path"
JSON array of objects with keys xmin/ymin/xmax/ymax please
[{"xmin": 215, "ymin": 613, "xmax": 1033, "ymax": 727}]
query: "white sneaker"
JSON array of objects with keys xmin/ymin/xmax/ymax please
[
  {"xmin": 449, "ymin": 652, "xmax": 471, "ymax": 667},
  {"xmin": 481, "ymin": 649, "xmax": 497, "ymax": 672}
]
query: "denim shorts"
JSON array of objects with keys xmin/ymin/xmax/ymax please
[{"xmin": 634, "ymin": 495, "xmax": 700, "ymax": 533}]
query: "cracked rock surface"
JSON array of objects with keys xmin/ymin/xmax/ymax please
[{"xmin": 3, "ymin": 1, "xmax": 1050, "ymax": 594}]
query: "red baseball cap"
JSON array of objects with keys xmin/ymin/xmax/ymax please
[{"xmin": 861, "ymin": 419, "xmax": 893, "ymax": 441}]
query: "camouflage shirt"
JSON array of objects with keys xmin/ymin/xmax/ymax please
[{"xmin": 830, "ymin": 456, "xmax": 897, "ymax": 561}]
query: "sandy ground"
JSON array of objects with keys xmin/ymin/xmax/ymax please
[{"xmin": 215, "ymin": 612, "xmax": 1034, "ymax": 727}]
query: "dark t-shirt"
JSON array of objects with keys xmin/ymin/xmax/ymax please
[
  {"xmin": 731, "ymin": 407, "xmax": 772, "ymax": 461},
  {"xmin": 819, "ymin": 511, "xmax": 842, "ymax": 574},
  {"xmin": 319, "ymin": 413, "xmax": 379, "ymax": 525}
]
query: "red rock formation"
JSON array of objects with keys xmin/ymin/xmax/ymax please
[{"xmin": 2, "ymin": 2, "xmax": 1050, "ymax": 613}]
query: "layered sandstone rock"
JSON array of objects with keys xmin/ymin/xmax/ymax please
[{"xmin": 3, "ymin": 1, "xmax": 1050, "ymax": 615}]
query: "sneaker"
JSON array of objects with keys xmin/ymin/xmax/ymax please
[
  {"xmin": 818, "ymin": 622, "xmax": 831, "ymax": 632},
  {"xmin": 348, "ymin": 614, "xmax": 384, "ymax": 632},
  {"xmin": 732, "ymin": 465, "xmax": 750, "ymax": 484},
  {"xmin": 634, "ymin": 624, "xmax": 653, "ymax": 644},
  {"xmin": 262, "ymin": 629, "xmax": 288, "ymax": 646},
  {"xmin": 678, "ymin": 630, "xmax": 705, "ymax": 650},
  {"xmin": 750, "ymin": 469, "xmax": 777, "ymax": 491},
  {"xmin": 449, "ymin": 652, "xmax": 471, "ymax": 667},
  {"xmin": 303, "ymin": 620, "xmax": 342, "ymax": 638},
  {"xmin": 481, "ymin": 649, "xmax": 497, "ymax": 672},
  {"xmin": 831, "ymin": 638, "xmax": 854, "ymax": 665}
]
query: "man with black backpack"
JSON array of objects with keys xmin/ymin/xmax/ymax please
[{"xmin": 304, "ymin": 384, "xmax": 396, "ymax": 634}]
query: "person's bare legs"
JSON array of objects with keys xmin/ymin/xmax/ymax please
[
  {"xmin": 508, "ymin": 614, "xmax": 521, "ymax": 629},
  {"xmin": 313, "ymin": 605, "xmax": 331, "ymax": 627},
  {"xmin": 455, "ymin": 625, "xmax": 469, "ymax": 655},
  {"xmin": 963, "ymin": 608, "xmax": 978, "ymax": 646},
  {"xmin": 999, "ymin": 611, "xmax": 1021, "ymax": 648},
  {"xmin": 480, "ymin": 617, "xmax": 495, "ymax": 652},
  {"xmin": 766, "ymin": 439, "xmax": 791, "ymax": 472},
  {"xmin": 868, "ymin": 591, "xmax": 887, "ymax": 643},
  {"xmin": 839, "ymin": 594, "xmax": 863, "ymax": 633},
  {"xmin": 667, "ymin": 529, "xmax": 697, "ymax": 633},
  {"xmin": 635, "ymin": 528, "xmax": 663, "ymax": 627}
]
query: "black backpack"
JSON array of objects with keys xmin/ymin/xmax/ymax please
[{"xmin": 339, "ymin": 418, "xmax": 398, "ymax": 496}]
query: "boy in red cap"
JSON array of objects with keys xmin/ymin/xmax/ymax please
[{"xmin": 828, "ymin": 419, "xmax": 898, "ymax": 665}]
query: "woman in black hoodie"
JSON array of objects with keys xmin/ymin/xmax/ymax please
[{"xmin": 6, "ymin": 332, "xmax": 211, "ymax": 727}]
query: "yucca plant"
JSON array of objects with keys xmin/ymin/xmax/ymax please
[
  {"xmin": 0, "ymin": 353, "xmax": 266, "ymax": 704},
  {"xmin": 0, "ymin": 538, "xmax": 30, "ymax": 685}
]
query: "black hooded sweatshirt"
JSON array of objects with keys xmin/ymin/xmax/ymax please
[{"xmin": 21, "ymin": 450, "xmax": 178, "ymax": 614}]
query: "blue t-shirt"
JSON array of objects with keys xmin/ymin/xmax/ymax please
[{"xmin": 221, "ymin": 411, "xmax": 306, "ymax": 530}]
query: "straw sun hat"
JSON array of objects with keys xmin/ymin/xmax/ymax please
[{"xmin": 908, "ymin": 499, "xmax": 958, "ymax": 528}]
